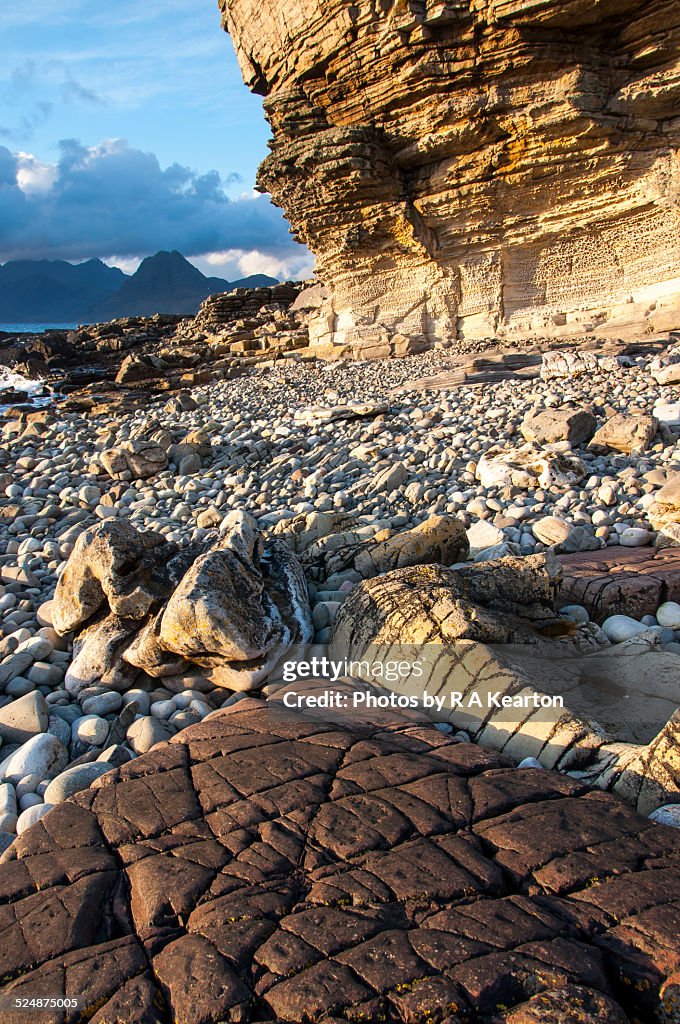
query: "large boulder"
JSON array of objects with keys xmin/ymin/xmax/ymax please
[
  {"xmin": 540, "ymin": 351, "xmax": 601, "ymax": 380},
  {"xmin": 353, "ymin": 515, "xmax": 469, "ymax": 577},
  {"xmin": 477, "ymin": 443, "xmax": 587, "ymax": 490},
  {"xmin": 100, "ymin": 439, "xmax": 168, "ymax": 480},
  {"xmin": 275, "ymin": 512, "xmax": 469, "ymax": 583},
  {"xmin": 330, "ymin": 556, "xmax": 679, "ymax": 814},
  {"xmin": 52, "ymin": 520, "xmax": 180, "ymax": 634},
  {"xmin": 333, "ymin": 553, "xmax": 562, "ymax": 647},
  {"xmin": 521, "ymin": 406, "xmax": 597, "ymax": 446},
  {"xmin": 650, "ymin": 345, "xmax": 680, "ymax": 385},
  {"xmin": 160, "ymin": 516, "xmax": 313, "ymax": 690},
  {"xmin": 589, "ymin": 413, "xmax": 658, "ymax": 454},
  {"xmin": 648, "ymin": 474, "xmax": 680, "ymax": 531},
  {"xmin": 64, "ymin": 613, "xmax": 141, "ymax": 697},
  {"xmin": 53, "ymin": 513, "xmax": 312, "ymax": 694},
  {"xmin": 114, "ymin": 354, "xmax": 160, "ymax": 384}
]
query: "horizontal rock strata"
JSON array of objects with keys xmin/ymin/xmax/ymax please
[
  {"xmin": 0, "ymin": 702, "xmax": 678, "ymax": 1023},
  {"xmin": 221, "ymin": 0, "xmax": 680, "ymax": 349}
]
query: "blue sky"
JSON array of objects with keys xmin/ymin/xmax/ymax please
[{"xmin": 0, "ymin": 0, "xmax": 313, "ymax": 280}]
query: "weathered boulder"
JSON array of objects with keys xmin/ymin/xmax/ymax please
[
  {"xmin": 354, "ymin": 514, "xmax": 469, "ymax": 577},
  {"xmin": 163, "ymin": 390, "xmax": 198, "ymax": 414},
  {"xmin": 52, "ymin": 513, "xmax": 312, "ymax": 694},
  {"xmin": 533, "ymin": 516, "xmax": 600, "ymax": 553},
  {"xmin": 52, "ymin": 520, "xmax": 179, "ymax": 634},
  {"xmin": 331, "ymin": 561, "xmax": 679, "ymax": 812},
  {"xmin": 0, "ymin": 703, "xmax": 677, "ymax": 1023},
  {"xmin": 100, "ymin": 439, "xmax": 168, "ymax": 480},
  {"xmin": 369, "ymin": 461, "xmax": 408, "ymax": 494},
  {"xmin": 649, "ymin": 474, "xmax": 680, "ymax": 531},
  {"xmin": 269, "ymin": 510, "xmax": 356, "ymax": 553},
  {"xmin": 65, "ymin": 613, "xmax": 141, "ymax": 697},
  {"xmin": 293, "ymin": 400, "xmax": 389, "ymax": 425},
  {"xmin": 167, "ymin": 442, "xmax": 202, "ymax": 475},
  {"xmin": 115, "ymin": 354, "xmax": 160, "ymax": 384},
  {"xmin": 521, "ymin": 406, "xmax": 597, "ymax": 446},
  {"xmin": 477, "ymin": 443, "xmax": 587, "ymax": 490},
  {"xmin": 161, "ymin": 522, "xmax": 313, "ymax": 690},
  {"xmin": 540, "ymin": 351, "xmax": 601, "ymax": 380},
  {"xmin": 589, "ymin": 413, "xmax": 658, "ymax": 454},
  {"xmin": 221, "ymin": 0, "xmax": 680, "ymax": 347},
  {"xmin": 651, "ymin": 345, "xmax": 680, "ymax": 385}
]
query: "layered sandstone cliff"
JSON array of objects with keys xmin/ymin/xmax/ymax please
[{"xmin": 220, "ymin": 0, "xmax": 680, "ymax": 350}]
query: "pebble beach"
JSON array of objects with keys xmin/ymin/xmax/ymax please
[{"xmin": 1, "ymin": 325, "xmax": 680, "ymax": 845}]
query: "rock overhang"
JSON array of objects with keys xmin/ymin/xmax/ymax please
[{"xmin": 220, "ymin": 0, "xmax": 680, "ymax": 349}]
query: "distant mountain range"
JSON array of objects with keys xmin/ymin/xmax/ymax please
[{"xmin": 0, "ymin": 250, "xmax": 278, "ymax": 323}]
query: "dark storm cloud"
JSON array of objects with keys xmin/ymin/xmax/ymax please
[{"xmin": 0, "ymin": 138, "xmax": 297, "ymax": 262}]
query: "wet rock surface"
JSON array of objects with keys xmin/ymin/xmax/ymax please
[{"xmin": 0, "ymin": 702, "xmax": 678, "ymax": 1023}]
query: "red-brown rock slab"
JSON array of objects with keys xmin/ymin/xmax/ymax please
[
  {"xmin": 558, "ymin": 547, "xmax": 680, "ymax": 623},
  {"xmin": 0, "ymin": 702, "xmax": 678, "ymax": 1023}
]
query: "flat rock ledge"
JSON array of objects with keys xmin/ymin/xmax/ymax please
[
  {"xmin": 0, "ymin": 703, "xmax": 678, "ymax": 1024},
  {"xmin": 559, "ymin": 547, "xmax": 680, "ymax": 624}
]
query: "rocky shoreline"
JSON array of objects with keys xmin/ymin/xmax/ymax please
[{"xmin": 0, "ymin": 288, "xmax": 679, "ymax": 1019}]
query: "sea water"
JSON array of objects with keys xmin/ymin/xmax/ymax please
[
  {"xmin": 0, "ymin": 369, "xmax": 50, "ymax": 407},
  {"xmin": 0, "ymin": 323, "xmax": 77, "ymax": 333}
]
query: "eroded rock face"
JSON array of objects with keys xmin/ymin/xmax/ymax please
[
  {"xmin": 0, "ymin": 702, "xmax": 678, "ymax": 1023},
  {"xmin": 221, "ymin": 0, "xmax": 680, "ymax": 349}
]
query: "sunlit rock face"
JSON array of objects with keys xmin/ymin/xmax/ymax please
[{"xmin": 221, "ymin": 0, "xmax": 680, "ymax": 350}]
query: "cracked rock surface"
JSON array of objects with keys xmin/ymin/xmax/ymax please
[{"xmin": 0, "ymin": 702, "xmax": 677, "ymax": 1023}]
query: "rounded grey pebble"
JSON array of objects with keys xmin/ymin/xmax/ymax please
[
  {"xmin": 4, "ymin": 677, "xmax": 36, "ymax": 698},
  {"xmin": 51, "ymin": 704, "xmax": 82, "ymax": 725},
  {"xmin": 72, "ymin": 714, "xmax": 110, "ymax": 746},
  {"xmin": 81, "ymin": 692, "xmax": 123, "ymax": 717},
  {"xmin": 15, "ymin": 773, "xmax": 42, "ymax": 798},
  {"xmin": 43, "ymin": 762, "xmax": 113, "ymax": 805},
  {"xmin": 16, "ymin": 803, "xmax": 53, "ymax": 834},
  {"xmin": 127, "ymin": 716, "xmax": 173, "ymax": 754},
  {"xmin": 19, "ymin": 792, "xmax": 43, "ymax": 811}
]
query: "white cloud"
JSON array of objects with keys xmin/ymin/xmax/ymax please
[
  {"xmin": 15, "ymin": 152, "xmax": 56, "ymax": 193},
  {"xmin": 194, "ymin": 248, "xmax": 315, "ymax": 283},
  {"xmin": 102, "ymin": 255, "xmax": 141, "ymax": 275}
]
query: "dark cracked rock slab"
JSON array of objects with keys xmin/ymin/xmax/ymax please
[
  {"xmin": 0, "ymin": 701, "xmax": 678, "ymax": 1024},
  {"xmin": 558, "ymin": 547, "xmax": 680, "ymax": 624}
]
